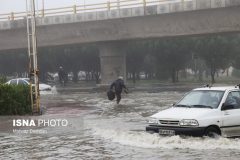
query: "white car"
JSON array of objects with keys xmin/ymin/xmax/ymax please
[
  {"xmin": 6, "ymin": 78, "xmax": 52, "ymax": 91},
  {"xmin": 146, "ymin": 86, "xmax": 240, "ymax": 137}
]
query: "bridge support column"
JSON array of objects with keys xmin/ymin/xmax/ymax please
[{"xmin": 98, "ymin": 42, "xmax": 126, "ymax": 85}]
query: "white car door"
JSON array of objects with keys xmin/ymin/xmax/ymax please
[{"xmin": 221, "ymin": 91, "xmax": 240, "ymax": 137}]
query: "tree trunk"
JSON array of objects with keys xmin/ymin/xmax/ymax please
[
  {"xmin": 136, "ymin": 72, "xmax": 140, "ymax": 80},
  {"xmin": 211, "ymin": 72, "xmax": 215, "ymax": 84},
  {"xmin": 94, "ymin": 72, "xmax": 100, "ymax": 84},
  {"xmin": 86, "ymin": 71, "xmax": 90, "ymax": 82},
  {"xmin": 176, "ymin": 70, "xmax": 179, "ymax": 82},
  {"xmin": 205, "ymin": 69, "xmax": 209, "ymax": 78},
  {"xmin": 132, "ymin": 72, "xmax": 136, "ymax": 84},
  {"xmin": 210, "ymin": 67, "xmax": 216, "ymax": 84},
  {"xmin": 198, "ymin": 69, "xmax": 203, "ymax": 82},
  {"xmin": 171, "ymin": 69, "xmax": 176, "ymax": 83},
  {"xmin": 91, "ymin": 72, "xmax": 94, "ymax": 80},
  {"xmin": 73, "ymin": 71, "xmax": 78, "ymax": 82}
]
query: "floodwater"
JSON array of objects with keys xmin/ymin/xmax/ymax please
[{"xmin": 1, "ymin": 86, "xmax": 240, "ymax": 160}]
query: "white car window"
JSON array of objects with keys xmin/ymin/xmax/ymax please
[
  {"xmin": 225, "ymin": 91, "xmax": 240, "ymax": 109},
  {"xmin": 10, "ymin": 79, "xmax": 18, "ymax": 85},
  {"xmin": 18, "ymin": 80, "xmax": 28, "ymax": 85}
]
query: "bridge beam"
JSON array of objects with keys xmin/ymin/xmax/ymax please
[{"xmin": 98, "ymin": 42, "xmax": 126, "ymax": 85}]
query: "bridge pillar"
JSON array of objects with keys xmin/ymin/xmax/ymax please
[{"xmin": 98, "ymin": 42, "xmax": 126, "ymax": 85}]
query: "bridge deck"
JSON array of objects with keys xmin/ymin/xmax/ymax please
[{"xmin": 0, "ymin": 0, "xmax": 240, "ymax": 30}]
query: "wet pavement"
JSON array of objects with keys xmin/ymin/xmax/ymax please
[{"xmin": 1, "ymin": 85, "xmax": 240, "ymax": 160}]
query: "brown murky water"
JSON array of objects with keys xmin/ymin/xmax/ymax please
[{"xmin": 1, "ymin": 86, "xmax": 240, "ymax": 160}]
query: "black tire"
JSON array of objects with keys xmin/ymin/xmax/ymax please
[{"xmin": 204, "ymin": 127, "xmax": 220, "ymax": 138}]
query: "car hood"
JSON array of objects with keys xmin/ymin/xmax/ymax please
[
  {"xmin": 151, "ymin": 107, "xmax": 216, "ymax": 120},
  {"xmin": 39, "ymin": 84, "xmax": 51, "ymax": 90}
]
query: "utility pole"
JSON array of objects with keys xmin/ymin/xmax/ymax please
[
  {"xmin": 117, "ymin": 0, "xmax": 120, "ymax": 10},
  {"xmin": 26, "ymin": 0, "xmax": 40, "ymax": 114},
  {"xmin": 42, "ymin": 0, "xmax": 45, "ymax": 17}
]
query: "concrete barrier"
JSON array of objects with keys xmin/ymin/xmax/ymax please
[
  {"xmin": 157, "ymin": 4, "xmax": 170, "ymax": 14},
  {"xmin": 97, "ymin": 11, "xmax": 108, "ymax": 20},
  {"xmin": 75, "ymin": 13, "xmax": 84, "ymax": 22},
  {"xmin": 170, "ymin": 2, "xmax": 183, "ymax": 12},
  {"xmin": 1, "ymin": 0, "xmax": 240, "ymax": 30},
  {"xmin": 146, "ymin": 5, "xmax": 158, "ymax": 15},
  {"xmin": 226, "ymin": 0, "xmax": 240, "ymax": 6},
  {"xmin": 64, "ymin": 15, "xmax": 74, "ymax": 23},
  {"xmin": 84, "ymin": 12, "xmax": 97, "ymax": 21},
  {"xmin": 211, "ymin": 0, "xmax": 225, "ymax": 8},
  {"xmin": 1, "ymin": 21, "xmax": 11, "ymax": 30},
  {"xmin": 197, "ymin": 0, "xmax": 211, "ymax": 10},
  {"xmin": 120, "ymin": 8, "xmax": 132, "ymax": 18},
  {"xmin": 132, "ymin": 7, "xmax": 144, "ymax": 17},
  {"xmin": 108, "ymin": 10, "xmax": 120, "ymax": 19},
  {"xmin": 184, "ymin": 0, "xmax": 196, "ymax": 11}
]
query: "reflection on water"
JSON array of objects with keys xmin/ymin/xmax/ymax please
[{"xmin": 1, "ymin": 88, "xmax": 240, "ymax": 160}]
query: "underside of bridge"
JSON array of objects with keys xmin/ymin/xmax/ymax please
[{"xmin": 0, "ymin": 5, "xmax": 240, "ymax": 84}]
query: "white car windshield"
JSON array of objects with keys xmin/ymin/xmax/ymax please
[{"xmin": 176, "ymin": 90, "xmax": 224, "ymax": 109}]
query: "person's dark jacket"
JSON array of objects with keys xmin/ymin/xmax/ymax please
[{"xmin": 110, "ymin": 79, "xmax": 126, "ymax": 94}]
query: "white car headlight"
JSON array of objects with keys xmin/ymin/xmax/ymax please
[
  {"xmin": 179, "ymin": 119, "xmax": 199, "ymax": 127},
  {"xmin": 147, "ymin": 118, "xmax": 158, "ymax": 124}
]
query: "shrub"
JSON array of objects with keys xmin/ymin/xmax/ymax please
[
  {"xmin": 0, "ymin": 84, "xmax": 32, "ymax": 115},
  {"xmin": 0, "ymin": 76, "xmax": 7, "ymax": 84}
]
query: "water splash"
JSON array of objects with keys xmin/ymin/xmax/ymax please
[{"xmin": 91, "ymin": 128, "xmax": 240, "ymax": 150}]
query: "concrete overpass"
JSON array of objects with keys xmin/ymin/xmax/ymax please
[{"xmin": 0, "ymin": 0, "xmax": 240, "ymax": 84}]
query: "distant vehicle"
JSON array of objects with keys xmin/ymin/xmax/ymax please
[
  {"xmin": 6, "ymin": 78, "xmax": 52, "ymax": 91},
  {"xmin": 78, "ymin": 71, "xmax": 86, "ymax": 80},
  {"xmin": 139, "ymin": 72, "xmax": 146, "ymax": 79},
  {"xmin": 146, "ymin": 86, "xmax": 240, "ymax": 138}
]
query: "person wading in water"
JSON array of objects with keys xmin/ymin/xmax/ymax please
[{"xmin": 110, "ymin": 76, "xmax": 128, "ymax": 104}]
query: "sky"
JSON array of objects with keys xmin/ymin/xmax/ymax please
[{"xmin": 0, "ymin": 0, "xmax": 108, "ymax": 14}]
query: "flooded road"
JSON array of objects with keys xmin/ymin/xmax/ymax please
[{"xmin": 1, "ymin": 87, "xmax": 240, "ymax": 160}]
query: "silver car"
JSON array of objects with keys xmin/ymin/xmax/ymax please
[{"xmin": 6, "ymin": 78, "xmax": 51, "ymax": 91}]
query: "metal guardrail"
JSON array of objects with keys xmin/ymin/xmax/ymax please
[
  {"xmin": 1, "ymin": 0, "xmax": 151, "ymax": 21},
  {"xmin": 0, "ymin": 0, "xmax": 239, "ymax": 21}
]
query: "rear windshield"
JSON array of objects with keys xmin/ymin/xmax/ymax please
[{"xmin": 10, "ymin": 79, "xmax": 18, "ymax": 85}]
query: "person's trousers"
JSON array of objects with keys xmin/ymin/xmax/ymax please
[{"xmin": 116, "ymin": 92, "xmax": 121, "ymax": 104}]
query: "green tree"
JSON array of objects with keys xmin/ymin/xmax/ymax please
[
  {"xmin": 195, "ymin": 36, "xmax": 234, "ymax": 83},
  {"xmin": 126, "ymin": 41, "xmax": 147, "ymax": 83},
  {"xmin": 153, "ymin": 38, "xmax": 192, "ymax": 82}
]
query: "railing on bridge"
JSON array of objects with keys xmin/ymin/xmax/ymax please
[{"xmin": 0, "ymin": 0, "xmax": 239, "ymax": 21}]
